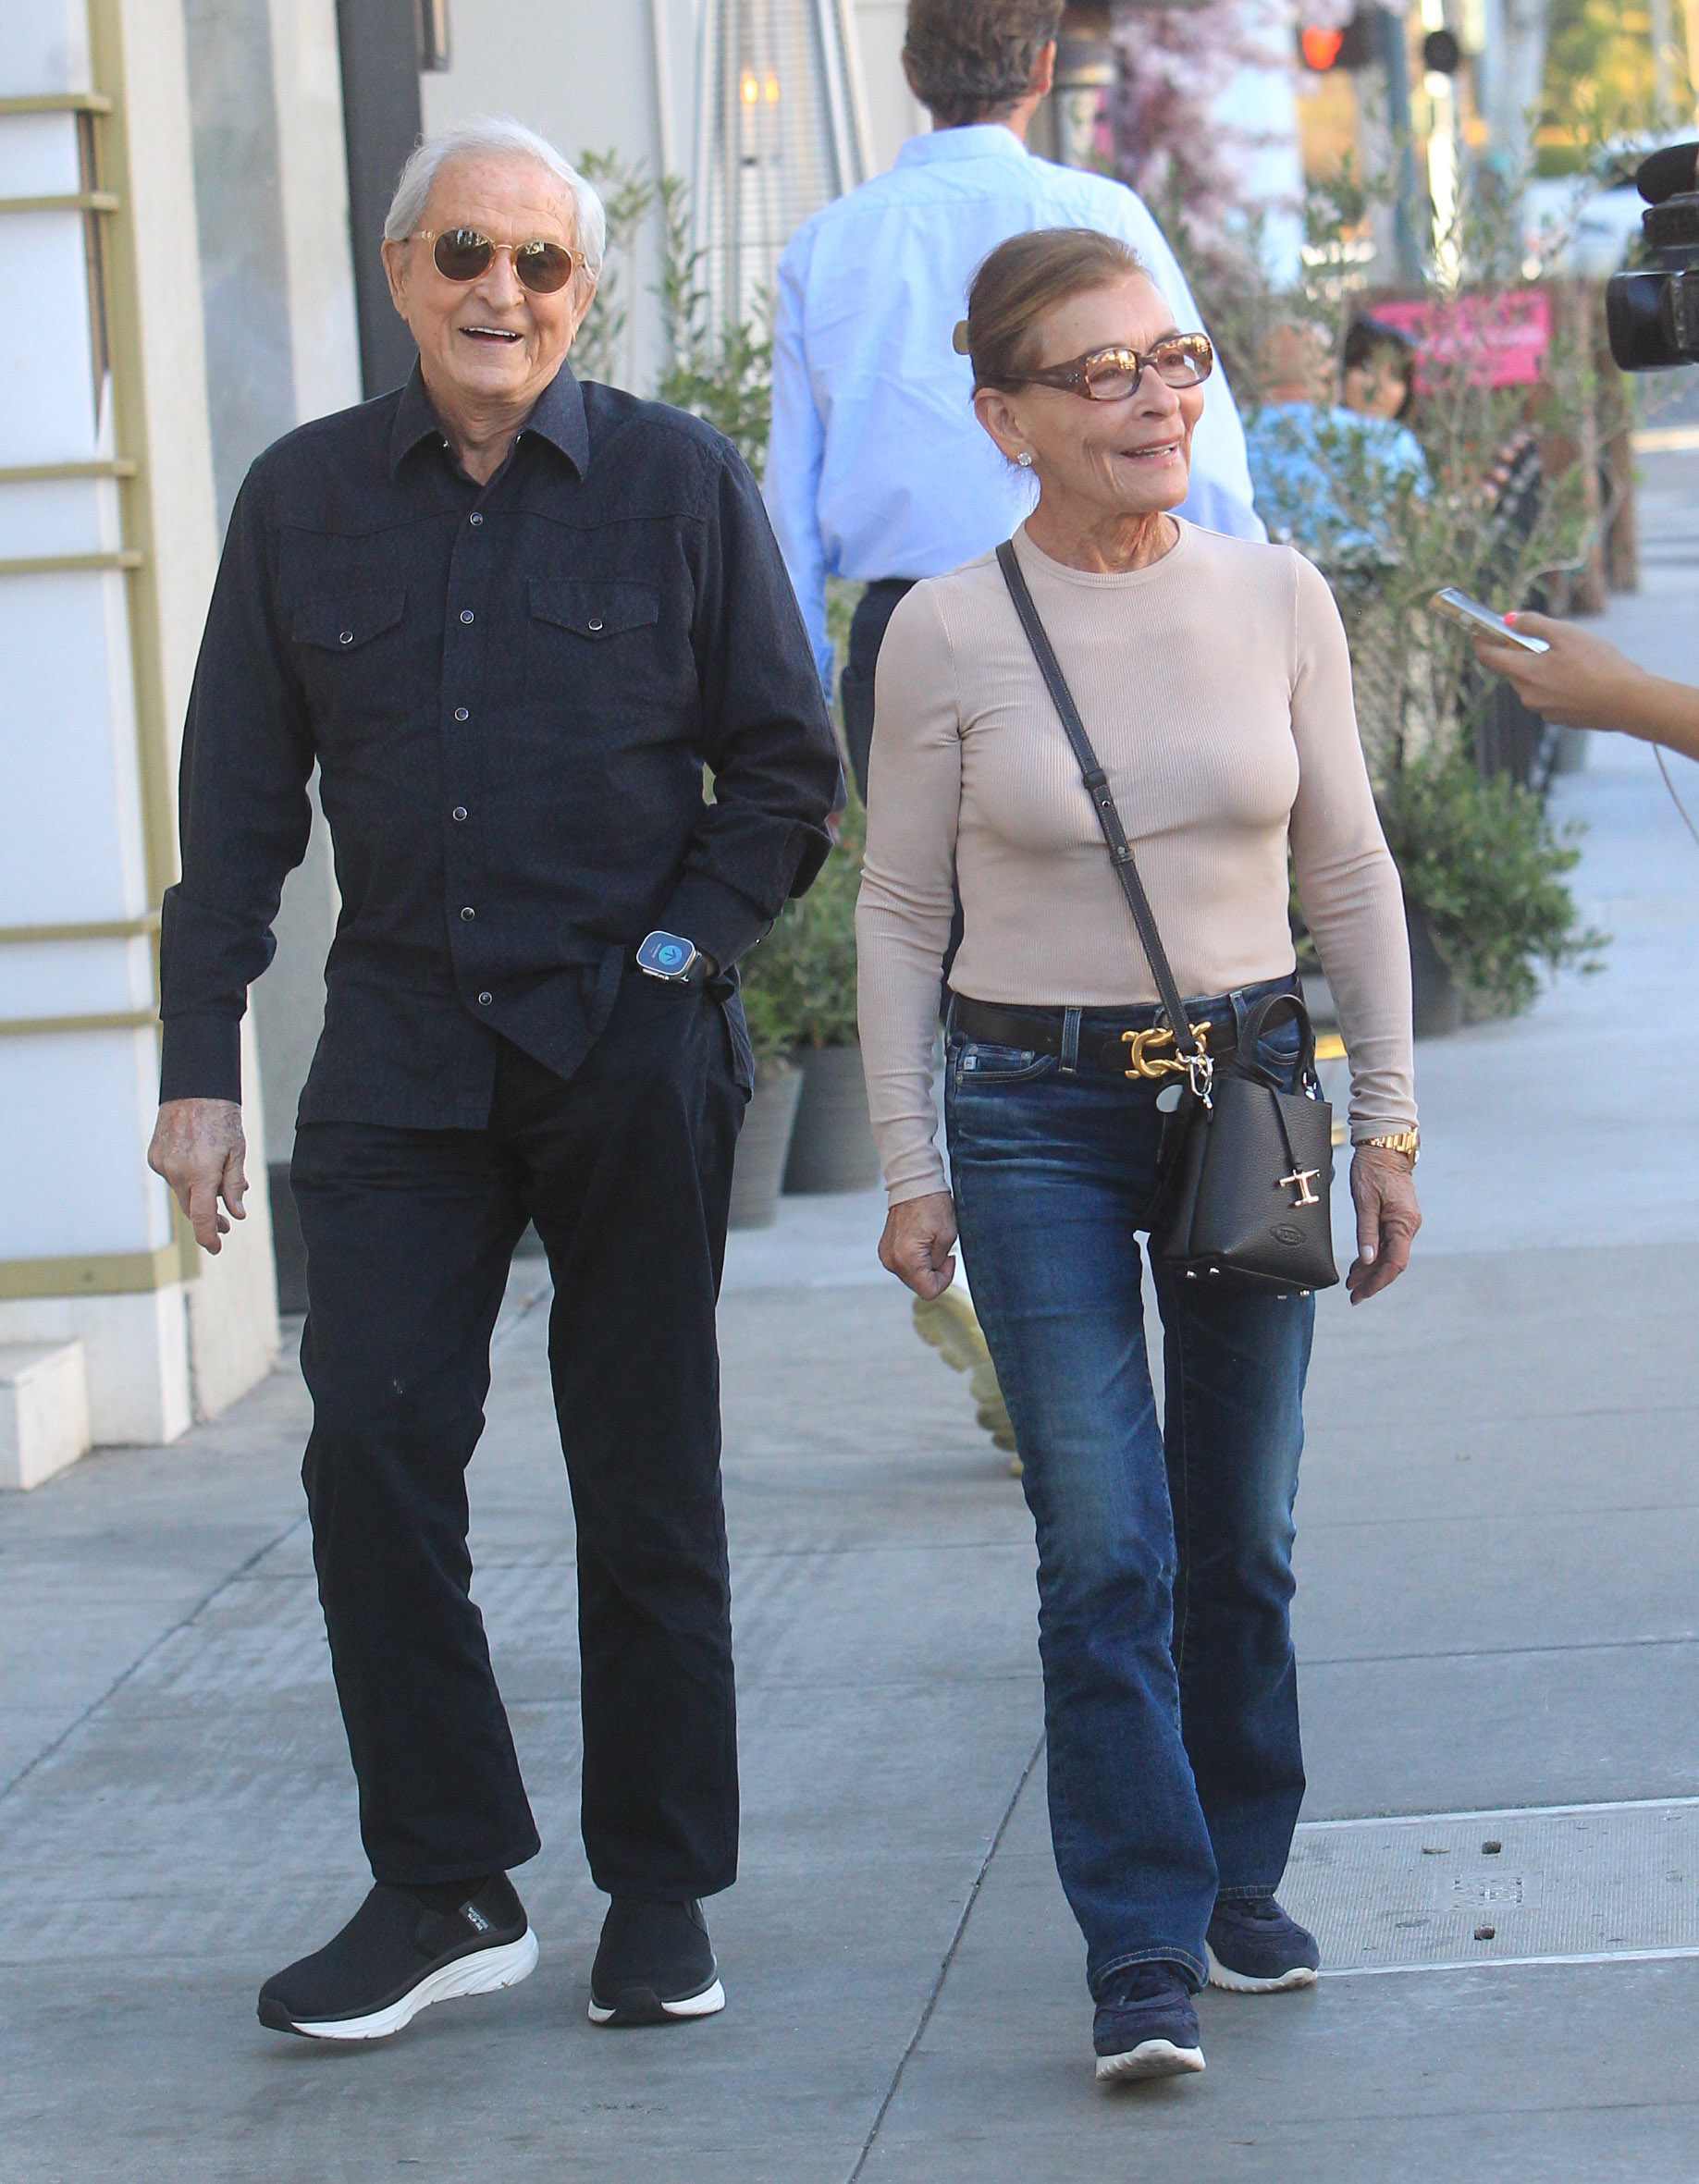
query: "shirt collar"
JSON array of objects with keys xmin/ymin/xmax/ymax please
[
  {"xmin": 893, "ymin": 124, "xmax": 1031, "ymax": 171},
  {"xmin": 388, "ymin": 359, "xmax": 590, "ymax": 478}
]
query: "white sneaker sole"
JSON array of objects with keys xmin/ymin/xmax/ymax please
[
  {"xmin": 1095, "ymin": 2037, "xmax": 1206, "ymax": 2084},
  {"xmin": 1206, "ymin": 1943, "xmax": 1318, "ymax": 1994},
  {"xmin": 587, "ymin": 1976, "xmax": 725, "ymax": 2026},
  {"xmin": 290, "ymin": 1928, "xmax": 539, "ymax": 2041}
]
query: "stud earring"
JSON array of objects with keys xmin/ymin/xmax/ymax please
[{"xmin": 1016, "ymin": 451, "xmax": 1033, "ymax": 468}]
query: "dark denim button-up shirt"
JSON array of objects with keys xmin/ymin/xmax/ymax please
[{"xmin": 159, "ymin": 365, "xmax": 841, "ymax": 1127}]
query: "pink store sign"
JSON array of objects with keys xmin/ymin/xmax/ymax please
[{"xmin": 1368, "ymin": 291, "xmax": 1553, "ymax": 391}]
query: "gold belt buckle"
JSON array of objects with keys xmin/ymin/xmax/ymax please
[{"xmin": 1121, "ymin": 1022, "xmax": 1211, "ymax": 1080}]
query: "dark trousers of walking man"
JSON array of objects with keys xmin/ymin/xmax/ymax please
[{"xmin": 293, "ymin": 987, "xmax": 745, "ymax": 1900}]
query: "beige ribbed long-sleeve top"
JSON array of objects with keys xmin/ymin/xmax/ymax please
[{"xmin": 855, "ymin": 521, "xmax": 1416, "ymax": 1207}]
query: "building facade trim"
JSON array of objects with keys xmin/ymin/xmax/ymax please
[
  {"xmin": 0, "ymin": 1243, "xmax": 180, "ymax": 1303},
  {"xmin": 0, "ymin": 914, "xmax": 160, "ymax": 946}
]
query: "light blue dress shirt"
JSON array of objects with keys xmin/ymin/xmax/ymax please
[{"xmin": 763, "ymin": 125, "xmax": 1265, "ymax": 687}]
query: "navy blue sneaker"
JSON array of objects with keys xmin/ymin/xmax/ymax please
[
  {"xmin": 1092, "ymin": 1963, "xmax": 1205, "ymax": 2083},
  {"xmin": 1206, "ymin": 1896, "xmax": 1320, "ymax": 1992}
]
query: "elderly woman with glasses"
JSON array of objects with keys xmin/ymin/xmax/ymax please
[{"xmin": 856, "ymin": 229, "xmax": 1421, "ymax": 2087}]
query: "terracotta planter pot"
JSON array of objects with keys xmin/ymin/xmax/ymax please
[
  {"xmin": 728, "ymin": 1063, "xmax": 803, "ymax": 1230},
  {"xmin": 782, "ymin": 1042, "xmax": 880, "ymax": 1196},
  {"xmin": 1407, "ymin": 898, "xmax": 1462, "ymax": 1039}
]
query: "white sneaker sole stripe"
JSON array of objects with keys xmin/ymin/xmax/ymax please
[
  {"xmin": 290, "ymin": 1928, "xmax": 539, "ymax": 2041},
  {"xmin": 586, "ymin": 1976, "xmax": 725, "ymax": 2025},
  {"xmin": 1094, "ymin": 2037, "xmax": 1206, "ymax": 2083},
  {"xmin": 1206, "ymin": 1942, "xmax": 1319, "ymax": 1994}
]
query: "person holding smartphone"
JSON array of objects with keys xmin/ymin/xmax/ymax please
[{"xmin": 1473, "ymin": 612, "xmax": 1699, "ymax": 756}]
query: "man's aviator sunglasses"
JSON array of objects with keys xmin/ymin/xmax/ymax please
[
  {"xmin": 412, "ymin": 227, "xmax": 582, "ymax": 295},
  {"xmin": 1003, "ymin": 333, "xmax": 1213, "ymax": 401}
]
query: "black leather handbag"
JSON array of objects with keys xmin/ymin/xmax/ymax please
[{"xmin": 995, "ymin": 541, "xmax": 1338, "ymax": 1297}]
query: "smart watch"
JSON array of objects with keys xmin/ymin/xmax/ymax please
[{"xmin": 636, "ymin": 930, "xmax": 714, "ymax": 985}]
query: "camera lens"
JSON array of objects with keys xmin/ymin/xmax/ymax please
[{"xmin": 1607, "ymin": 269, "xmax": 1682, "ymax": 370}]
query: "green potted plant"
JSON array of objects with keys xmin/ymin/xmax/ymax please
[
  {"xmin": 1378, "ymin": 745, "xmax": 1607, "ymax": 1025},
  {"xmin": 739, "ymin": 799, "xmax": 880, "ymax": 1196}
]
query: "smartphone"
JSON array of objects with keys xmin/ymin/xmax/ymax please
[{"xmin": 1427, "ymin": 586, "xmax": 1551, "ymax": 654}]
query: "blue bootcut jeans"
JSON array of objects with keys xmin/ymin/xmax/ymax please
[{"xmin": 945, "ymin": 977, "xmax": 1314, "ymax": 1997}]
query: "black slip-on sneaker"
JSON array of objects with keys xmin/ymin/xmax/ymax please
[
  {"xmin": 257, "ymin": 1874, "xmax": 537, "ymax": 2042},
  {"xmin": 1092, "ymin": 1963, "xmax": 1206, "ymax": 2084},
  {"xmin": 1206, "ymin": 1896, "xmax": 1321, "ymax": 1992},
  {"xmin": 588, "ymin": 1896, "xmax": 724, "ymax": 2027}
]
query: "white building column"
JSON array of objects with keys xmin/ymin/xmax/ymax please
[
  {"xmin": 181, "ymin": 0, "xmax": 361, "ymax": 1308},
  {"xmin": 0, "ymin": 0, "xmax": 278, "ymax": 1455}
]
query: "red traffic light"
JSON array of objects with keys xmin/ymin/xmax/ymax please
[{"xmin": 1298, "ymin": 10, "xmax": 1381, "ymax": 71}]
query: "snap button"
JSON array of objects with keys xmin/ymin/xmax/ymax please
[
  {"xmin": 469, "ymin": 511, "xmax": 483, "ymax": 526},
  {"xmin": 461, "ymin": 905, "xmax": 475, "ymax": 920},
  {"xmin": 477, "ymin": 991, "xmax": 492, "ymax": 1006},
  {"xmin": 339, "ymin": 630, "xmax": 353, "ymax": 645},
  {"xmin": 460, "ymin": 608, "xmax": 474, "ymax": 625},
  {"xmin": 587, "ymin": 618, "xmax": 604, "ymax": 632},
  {"xmin": 451, "ymin": 806, "xmax": 468, "ymax": 822},
  {"xmin": 453, "ymin": 706, "xmax": 469, "ymax": 722}
]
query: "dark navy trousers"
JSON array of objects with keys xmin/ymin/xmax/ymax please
[{"xmin": 291, "ymin": 975, "xmax": 745, "ymax": 1899}]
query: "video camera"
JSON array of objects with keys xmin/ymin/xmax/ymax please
[{"xmin": 1607, "ymin": 141, "xmax": 1699, "ymax": 371}]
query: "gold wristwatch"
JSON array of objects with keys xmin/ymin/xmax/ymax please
[{"xmin": 1360, "ymin": 1128, "xmax": 1420, "ymax": 1166}]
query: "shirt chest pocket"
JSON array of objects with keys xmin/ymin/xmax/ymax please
[
  {"xmin": 289, "ymin": 588, "xmax": 410, "ymax": 737},
  {"xmin": 523, "ymin": 577, "xmax": 665, "ymax": 711}
]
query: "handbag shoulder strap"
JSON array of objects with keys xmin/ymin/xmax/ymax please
[{"xmin": 994, "ymin": 539, "xmax": 1201, "ymax": 1058}]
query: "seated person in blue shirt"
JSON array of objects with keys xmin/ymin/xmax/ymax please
[
  {"xmin": 1246, "ymin": 318, "xmax": 1427, "ymax": 565},
  {"xmin": 763, "ymin": 0, "xmax": 1263, "ymax": 801}
]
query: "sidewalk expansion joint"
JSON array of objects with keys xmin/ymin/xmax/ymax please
[{"xmin": 843, "ymin": 1729, "xmax": 1046, "ymax": 2184}]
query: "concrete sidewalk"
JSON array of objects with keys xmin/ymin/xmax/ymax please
[{"xmin": 5, "ymin": 478, "xmax": 1699, "ymax": 2180}]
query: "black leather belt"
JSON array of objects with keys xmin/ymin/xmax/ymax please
[{"xmin": 950, "ymin": 993, "xmax": 1237, "ymax": 1079}]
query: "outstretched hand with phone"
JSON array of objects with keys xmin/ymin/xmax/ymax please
[{"xmin": 1472, "ymin": 611, "xmax": 1699, "ymax": 759}]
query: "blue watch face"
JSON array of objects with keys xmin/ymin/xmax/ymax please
[{"xmin": 638, "ymin": 931, "xmax": 696, "ymax": 978}]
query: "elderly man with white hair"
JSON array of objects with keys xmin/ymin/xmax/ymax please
[{"xmin": 147, "ymin": 118, "xmax": 840, "ymax": 2043}]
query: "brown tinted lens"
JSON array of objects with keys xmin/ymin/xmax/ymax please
[
  {"xmin": 1081, "ymin": 351, "xmax": 1142, "ymax": 400},
  {"xmin": 433, "ymin": 229, "xmax": 494, "ymax": 281},
  {"xmin": 513, "ymin": 241, "xmax": 574, "ymax": 294},
  {"xmin": 1154, "ymin": 336, "xmax": 1213, "ymax": 386}
]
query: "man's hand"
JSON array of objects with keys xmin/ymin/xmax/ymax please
[
  {"xmin": 148, "ymin": 1098, "xmax": 248, "ymax": 1255},
  {"xmin": 1459, "ymin": 616, "xmax": 1659, "ymax": 742},
  {"xmin": 878, "ymin": 1190, "xmax": 958, "ymax": 1300},
  {"xmin": 1346, "ymin": 1144, "xmax": 1421, "ymax": 1306}
]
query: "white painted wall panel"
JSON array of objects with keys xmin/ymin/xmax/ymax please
[
  {"xmin": 0, "ymin": 476, "xmax": 116, "ymax": 558},
  {"xmin": 0, "ymin": 216, "xmax": 103, "ymax": 463},
  {"xmin": 0, "ymin": 571, "xmax": 146, "ymax": 925},
  {"xmin": 0, "ymin": 1030, "xmax": 171, "ymax": 1258},
  {"xmin": 0, "ymin": 935, "xmax": 153, "ymax": 1017},
  {"xmin": 0, "ymin": 112, "xmax": 81, "ymax": 193},
  {"xmin": 0, "ymin": 4, "xmax": 92, "ymax": 99}
]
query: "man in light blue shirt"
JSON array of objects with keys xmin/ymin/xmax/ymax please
[{"xmin": 764, "ymin": 0, "xmax": 1262, "ymax": 796}]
